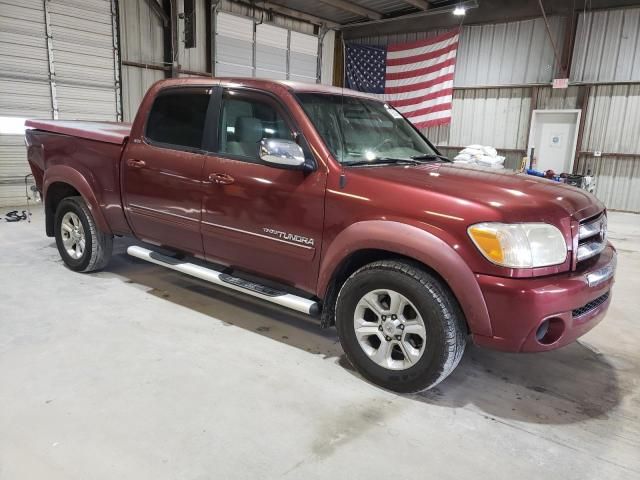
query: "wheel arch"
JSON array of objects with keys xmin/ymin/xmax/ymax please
[
  {"xmin": 43, "ymin": 165, "xmax": 111, "ymax": 237},
  {"xmin": 318, "ymin": 221, "xmax": 492, "ymax": 336}
]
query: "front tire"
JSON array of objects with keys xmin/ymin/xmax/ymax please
[
  {"xmin": 336, "ymin": 260, "xmax": 466, "ymax": 393},
  {"xmin": 54, "ymin": 196, "xmax": 113, "ymax": 272}
]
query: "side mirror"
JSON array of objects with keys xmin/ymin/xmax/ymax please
[{"xmin": 259, "ymin": 138, "xmax": 306, "ymax": 170}]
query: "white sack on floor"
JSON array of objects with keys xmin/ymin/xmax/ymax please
[{"xmin": 453, "ymin": 145, "xmax": 504, "ymax": 169}]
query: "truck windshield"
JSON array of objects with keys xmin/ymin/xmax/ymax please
[{"xmin": 296, "ymin": 93, "xmax": 441, "ymax": 165}]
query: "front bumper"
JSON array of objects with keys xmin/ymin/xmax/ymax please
[{"xmin": 472, "ymin": 244, "xmax": 616, "ymax": 352}]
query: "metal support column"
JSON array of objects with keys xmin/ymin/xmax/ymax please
[
  {"xmin": 286, "ymin": 30, "xmax": 291, "ymax": 80},
  {"xmin": 170, "ymin": 0, "xmax": 178, "ymax": 77},
  {"xmin": 210, "ymin": 0, "xmax": 220, "ymax": 76},
  {"xmin": 111, "ymin": 0, "xmax": 123, "ymax": 121},
  {"xmin": 251, "ymin": 16, "xmax": 257, "ymax": 77},
  {"xmin": 573, "ymin": 85, "xmax": 591, "ymax": 174},
  {"xmin": 43, "ymin": 0, "xmax": 58, "ymax": 119},
  {"xmin": 316, "ymin": 25, "xmax": 328, "ymax": 84}
]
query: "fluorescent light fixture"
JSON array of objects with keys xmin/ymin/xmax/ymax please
[
  {"xmin": 0, "ymin": 116, "xmax": 28, "ymax": 135},
  {"xmin": 453, "ymin": 6, "xmax": 466, "ymax": 15}
]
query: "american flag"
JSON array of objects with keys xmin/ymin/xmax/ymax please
[{"xmin": 345, "ymin": 29, "xmax": 459, "ymax": 129}]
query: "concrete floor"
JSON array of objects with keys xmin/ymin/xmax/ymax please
[{"xmin": 0, "ymin": 205, "xmax": 639, "ymax": 480}]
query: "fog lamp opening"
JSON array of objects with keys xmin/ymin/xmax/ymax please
[{"xmin": 536, "ymin": 317, "xmax": 564, "ymax": 345}]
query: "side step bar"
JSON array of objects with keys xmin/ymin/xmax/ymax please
[{"xmin": 127, "ymin": 246, "xmax": 320, "ymax": 316}]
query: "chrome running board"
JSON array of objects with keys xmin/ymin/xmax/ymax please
[{"xmin": 127, "ymin": 246, "xmax": 320, "ymax": 316}]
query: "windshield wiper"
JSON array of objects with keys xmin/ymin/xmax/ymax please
[
  {"xmin": 410, "ymin": 154, "xmax": 451, "ymax": 162},
  {"xmin": 344, "ymin": 157, "xmax": 421, "ymax": 167}
]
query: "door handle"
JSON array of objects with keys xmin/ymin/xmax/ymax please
[
  {"xmin": 208, "ymin": 173, "xmax": 235, "ymax": 185},
  {"xmin": 127, "ymin": 158, "xmax": 146, "ymax": 169}
]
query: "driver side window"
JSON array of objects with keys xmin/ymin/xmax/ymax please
[{"xmin": 218, "ymin": 90, "xmax": 294, "ymax": 161}]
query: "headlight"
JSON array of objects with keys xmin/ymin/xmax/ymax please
[{"xmin": 468, "ymin": 222, "xmax": 567, "ymax": 268}]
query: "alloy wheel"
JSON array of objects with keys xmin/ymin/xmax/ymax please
[
  {"xmin": 60, "ymin": 211, "xmax": 86, "ymax": 260},
  {"xmin": 353, "ymin": 289, "xmax": 427, "ymax": 370}
]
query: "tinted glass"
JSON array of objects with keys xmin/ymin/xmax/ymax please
[
  {"xmin": 296, "ymin": 93, "xmax": 437, "ymax": 164},
  {"xmin": 146, "ymin": 89, "xmax": 210, "ymax": 149},
  {"xmin": 219, "ymin": 91, "xmax": 293, "ymax": 160}
]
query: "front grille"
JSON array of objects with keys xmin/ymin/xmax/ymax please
[
  {"xmin": 572, "ymin": 291, "xmax": 610, "ymax": 318},
  {"xmin": 577, "ymin": 213, "xmax": 607, "ymax": 263}
]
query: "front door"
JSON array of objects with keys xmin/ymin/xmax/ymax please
[
  {"xmin": 201, "ymin": 87, "xmax": 327, "ymax": 292},
  {"xmin": 123, "ymin": 87, "xmax": 213, "ymax": 256},
  {"xmin": 528, "ymin": 109, "xmax": 581, "ymax": 174}
]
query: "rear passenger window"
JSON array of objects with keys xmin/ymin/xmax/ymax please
[
  {"xmin": 146, "ymin": 88, "xmax": 210, "ymax": 150},
  {"xmin": 218, "ymin": 90, "xmax": 293, "ymax": 160}
]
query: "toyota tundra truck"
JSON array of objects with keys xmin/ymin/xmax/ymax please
[{"xmin": 25, "ymin": 78, "xmax": 616, "ymax": 392}]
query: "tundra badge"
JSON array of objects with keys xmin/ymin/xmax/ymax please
[{"xmin": 263, "ymin": 228, "xmax": 314, "ymax": 246}]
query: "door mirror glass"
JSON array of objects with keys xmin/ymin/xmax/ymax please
[{"xmin": 259, "ymin": 138, "xmax": 305, "ymax": 169}]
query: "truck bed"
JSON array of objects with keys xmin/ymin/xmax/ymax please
[{"xmin": 25, "ymin": 120, "xmax": 131, "ymax": 145}]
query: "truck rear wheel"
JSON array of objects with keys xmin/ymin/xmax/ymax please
[
  {"xmin": 54, "ymin": 196, "xmax": 113, "ymax": 272},
  {"xmin": 335, "ymin": 260, "xmax": 466, "ymax": 393}
]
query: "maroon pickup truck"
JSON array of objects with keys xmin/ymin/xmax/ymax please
[{"xmin": 25, "ymin": 78, "xmax": 616, "ymax": 392}]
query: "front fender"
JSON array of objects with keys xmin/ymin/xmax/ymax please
[
  {"xmin": 43, "ymin": 164, "xmax": 111, "ymax": 234},
  {"xmin": 318, "ymin": 220, "xmax": 492, "ymax": 336}
]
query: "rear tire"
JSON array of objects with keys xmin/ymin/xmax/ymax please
[
  {"xmin": 54, "ymin": 196, "xmax": 113, "ymax": 272},
  {"xmin": 336, "ymin": 260, "xmax": 466, "ymax": 393}
]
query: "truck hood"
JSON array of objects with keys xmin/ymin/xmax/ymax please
[{"xmin": 349, "ymin": 163, "xmax": 604, "ymax": 222}]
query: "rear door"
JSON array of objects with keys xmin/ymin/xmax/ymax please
[
  {"xmin": 200, "ymin": 87, "xmax": 327, "ymax": 292},
  {"xmin": 122, "ymin": 87, "xmax": 214, "ymax": 256}
]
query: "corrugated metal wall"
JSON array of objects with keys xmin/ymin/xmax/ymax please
[
  {"xmin": 0, "ymin": 0, "xmax": 118, "ymax": 206},
  {"xmin": 574, "ymin": 84, "xmax": 640, "ymax": 211},
  {"xmin": 582, "ymin": 84, "xmax": 640, "ymax": 154},
  {"xmin": 214, "ymin": 11, "xmax": 254, "ymax": 77},
  {"xmin": 446, "ymin": 88, "xmax": 532, "ymax": 150},
  {"xmin": 576, "ymin": 155, "xmax": 640, "ymax": 212},
  {"xmin": 177, "ymin": 0, "xmax": 208, "ymax": 73},
  {"xmin": 255, "ymin": 23, "xmax": 288, "ymax": 79},
  {"xmin": 119, "ymin": 0, "xmax": 165, "ymax": 121},
  {"xmin": 47, "ymin": 0, "xmax": 120, "ymax": 121},
  {"xmin": 422, "ymin": 88, "xmax": 531, "ymax": 170},
  {"xmin": 421, "ymin": 85, "xmax": 558, "ymax": 168},
  {"xmin": 289, "ymin": 31, "xmax": 320, "ymax": 82},
  {"xmin": 455, "ymin": 17, "xmax": 564, "ymax": 87},
  {"xmin": 217, "ymin": 0, "xmax": 332, "ymax": 83},
  {"xmin": 218, "ymin": 0, "xmax": 315, "ymax": 35},
  {"xmin": 571, "ymin": 6, "xmax": 640, "ymax": 83},
  {"xmin": 0, "ymin": 0, "xmax": 50, "ymax": 115},
  {"xmin": 536, "ymin": 85, "xmax": 580, "ymax": 109},
  {"xmin": 214, "ymin": 10, "xmax": 320, "ymax": 81},
  {"xmin": 119, "ymin": 0, "xmax": 331, "ymax": 120},
  {"xmin": 0, "ymin": 0, "xmax": 50, "ymax": 206}
]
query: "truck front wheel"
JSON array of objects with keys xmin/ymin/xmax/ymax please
[
  {"xmin": 335, "ymin": 260, "xmax": 467, "ymax": 393},
  {"xmin": 54, "ymin": 196, "xmax": 113, "ymax": 272}
]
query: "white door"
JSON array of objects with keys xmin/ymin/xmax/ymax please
[{"xmin": 528, "ymin": 109, "xmax": 581, "ymax": 174}]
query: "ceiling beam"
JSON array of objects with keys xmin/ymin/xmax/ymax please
[
  {"xmin": 143, "ymin": 0, "xmax": 169, "ymax": 27},
  {"xmin": 401, "ymin": 0, "xmax": 431, "ymax": 10},
  {"xmin": 341, "ymin": 0, "xmax": 478, "ymax": 29},
  {"xmin": 257, "ymin": 1, "xmax": 340, "ymax": 28},
  {"xmin": 316, "ymin": 0, "xmax": 382, "ymax": 20}
]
